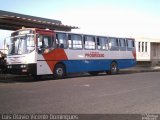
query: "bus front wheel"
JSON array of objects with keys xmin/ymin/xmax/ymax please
[
  {"xmin": 53, "ymin": 64, "xmax": 66, "ymax": 79},
  {"xmin": 107, "ymin": 62, "xmax": 119, "ymax": 75}
]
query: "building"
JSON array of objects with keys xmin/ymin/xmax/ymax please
[
  {"xmin": 135, "ymin": 37, "xmax": 160, "ymax": 66},
  {"xmin": 0, "ymin": 10, "xmax": 78, "ymax": 31},
  {"xmin": 0, "ymin": 10, "xmax": 78, "ymax": 54}
]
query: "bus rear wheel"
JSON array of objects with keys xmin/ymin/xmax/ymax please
[
  {"xmin": 107, "ymin": 62, "xmax": 119, "ymax": 75},
  {"xmin": 53, "ymin": 64, "xmax": 66, "ymax": 79}
]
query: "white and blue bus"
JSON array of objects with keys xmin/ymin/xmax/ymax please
[{"xmin": 6, "ymin": 28, "xmax": 136, "ymax": 79}]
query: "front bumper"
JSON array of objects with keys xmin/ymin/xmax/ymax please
[{"xmin": 7, "ymin": 64, "xmax": 36, "ymax": 75}]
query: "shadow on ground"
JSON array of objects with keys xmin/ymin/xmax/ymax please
[{"xmin": 0, "ymin": 71, "xmax": 136, "ymax": 84}]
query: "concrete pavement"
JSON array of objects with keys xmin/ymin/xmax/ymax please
[{"xmin": 1, "ymin": 72, "xmax": 160, "ymax": 114}]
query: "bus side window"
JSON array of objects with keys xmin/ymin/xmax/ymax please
[
  {"xmin": 119, "ymin": 38, "xmax": 126, "ymax": 51},
  {"xmin": 71, "ymin": 34, "xmax": 82, "ymax": 49},
  {"xmin": 84, "ymin": 36, "xmax": 96, "ymax": 50},
  {"xmin": 37, "ymin": 35, "xmax": 53, "ymax": 54},
  {"xmin": 56, "ymin": 33, "xmax": 67, "ymax": 49},
  {"xmin": 97, "ymin": 37, "xmax": 108, "ymax": 50},
  {"xmin": 127, "ymin": 39, "xmax": 135, "ymax": 51},
  {"xmin": 109, "ymin": 37, "xmax": 119, "ymax": 51},
  {"xmin": 68, "ymin": 34, "xmax": 72, "ymax": 49}
]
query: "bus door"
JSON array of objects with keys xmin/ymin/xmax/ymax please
[{"xmin": 36, "ymin": 31, "xmax": 54, "ymax": 75}]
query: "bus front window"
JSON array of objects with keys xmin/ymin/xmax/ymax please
[{"xmin": 9, "ymin": 34, "xmax": 35, "ymax": 55}]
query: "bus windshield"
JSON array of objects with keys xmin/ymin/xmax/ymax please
[{"xmin": 8, "ymin": 34, "xmax": 35, "ymax": 55}]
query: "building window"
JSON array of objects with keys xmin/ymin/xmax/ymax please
[
  {"xmin": 138, "ymin": 42, "xmax": 141, "ymax": 52},
  {"xmin": 84, "ymin": 36, "xmax": 96, "ymax": 50},
  {"xmin": 145, "ymin": 42, "xmax": 147, "ymax": 52},
  {"xmin": 142, "ymin": 42, "xmax": 144, "ymax": 52},
  {"xmin": 97, "ymin": 37, "xmax": 108, "ymax": 50}
]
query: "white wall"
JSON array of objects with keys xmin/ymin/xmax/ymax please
[{"xmin": 135, "ymin": 37, "xmax": 160, "ymax": 61}]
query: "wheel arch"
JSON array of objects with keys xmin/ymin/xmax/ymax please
[
  {"xmin": 106, "ymin": 60, "xmax": 119, "ymax": 75},
  {"xmin": 111, "ymin": 60, "xmax": 119, "ymax": 68}
]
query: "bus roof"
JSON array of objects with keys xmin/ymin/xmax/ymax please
[{"xmin": 55, "ymin": 31, "xmax": 135, "ymax": 40}]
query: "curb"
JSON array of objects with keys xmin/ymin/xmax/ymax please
[{"xmin": 120, "ymin": 67, "xmax": 160, "ymax": 73}]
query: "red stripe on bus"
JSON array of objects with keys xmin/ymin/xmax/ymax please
[{"xmin": 42, "ymin": 48, "xmax": 68, "ymax": 72}]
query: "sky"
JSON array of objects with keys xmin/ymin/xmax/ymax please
[{"xmin": 0, "ymin": 0, "xmax": 160, "ymax": 48}]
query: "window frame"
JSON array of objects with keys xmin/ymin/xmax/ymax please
[
  {"xmin": 126, "ymin": 38, "xmax": 135, "ymax": 51},
  {"xmin": 68, "ymin": 34, "xmax": 83, "ymax": 50},
  {"xmin": 37, "ymin": 34, "xmax": 54, "ymax": 54},
  {"xmin": 56, "ymin": 32, "xmax": 68, "ymax": 49},
  {"xmin": 84, "ymin": 35, "xmax": 96, "ymax": 50},
  {"xmin": 97, "ymin": 36, "xmax": 109, "ymax": 51},
  {"xmin": 108, "ymin": 37, "xmax": 119, "ymax": 51},
  {"xmin": 119, "ymin": 38, "xmax": 126, "ymax": 51}
]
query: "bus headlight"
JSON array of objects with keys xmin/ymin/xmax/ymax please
[
  {"xmin": 20, "ymin": 65, "xmax": 27, "ymax": 68},
  {"xmin": 7, "ymin": 65, "xmax": 12, "ymax": 69}
]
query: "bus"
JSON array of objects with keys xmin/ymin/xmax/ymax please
[{"xmin": 6, "ymin": 28, "xmax": 136, "ymax": 79}]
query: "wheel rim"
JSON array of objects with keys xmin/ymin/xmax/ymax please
[
  {"xmin": 111, "ymin": 64, "xmax": 117, "ymax": 73},
  {"xmin": 56, "ymin": 68, "xmax": 63, "ymax": 76}
]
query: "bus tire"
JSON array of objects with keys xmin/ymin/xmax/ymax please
[
  {"xmin": 53, "ymin": 64, "xmax": 66, "ymax": 79},
  {"xmin": 108, "ymin": 62, "xmax": 119, "ymax": 75}
]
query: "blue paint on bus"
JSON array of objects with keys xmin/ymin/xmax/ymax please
[{"xmin": 62, "ymin": 59, "xmax": 136, "ymax": 73}]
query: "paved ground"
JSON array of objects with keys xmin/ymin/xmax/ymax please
[{"xmin": 0, "ymin": 71, "xmax": 160, "ymax": 114}]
